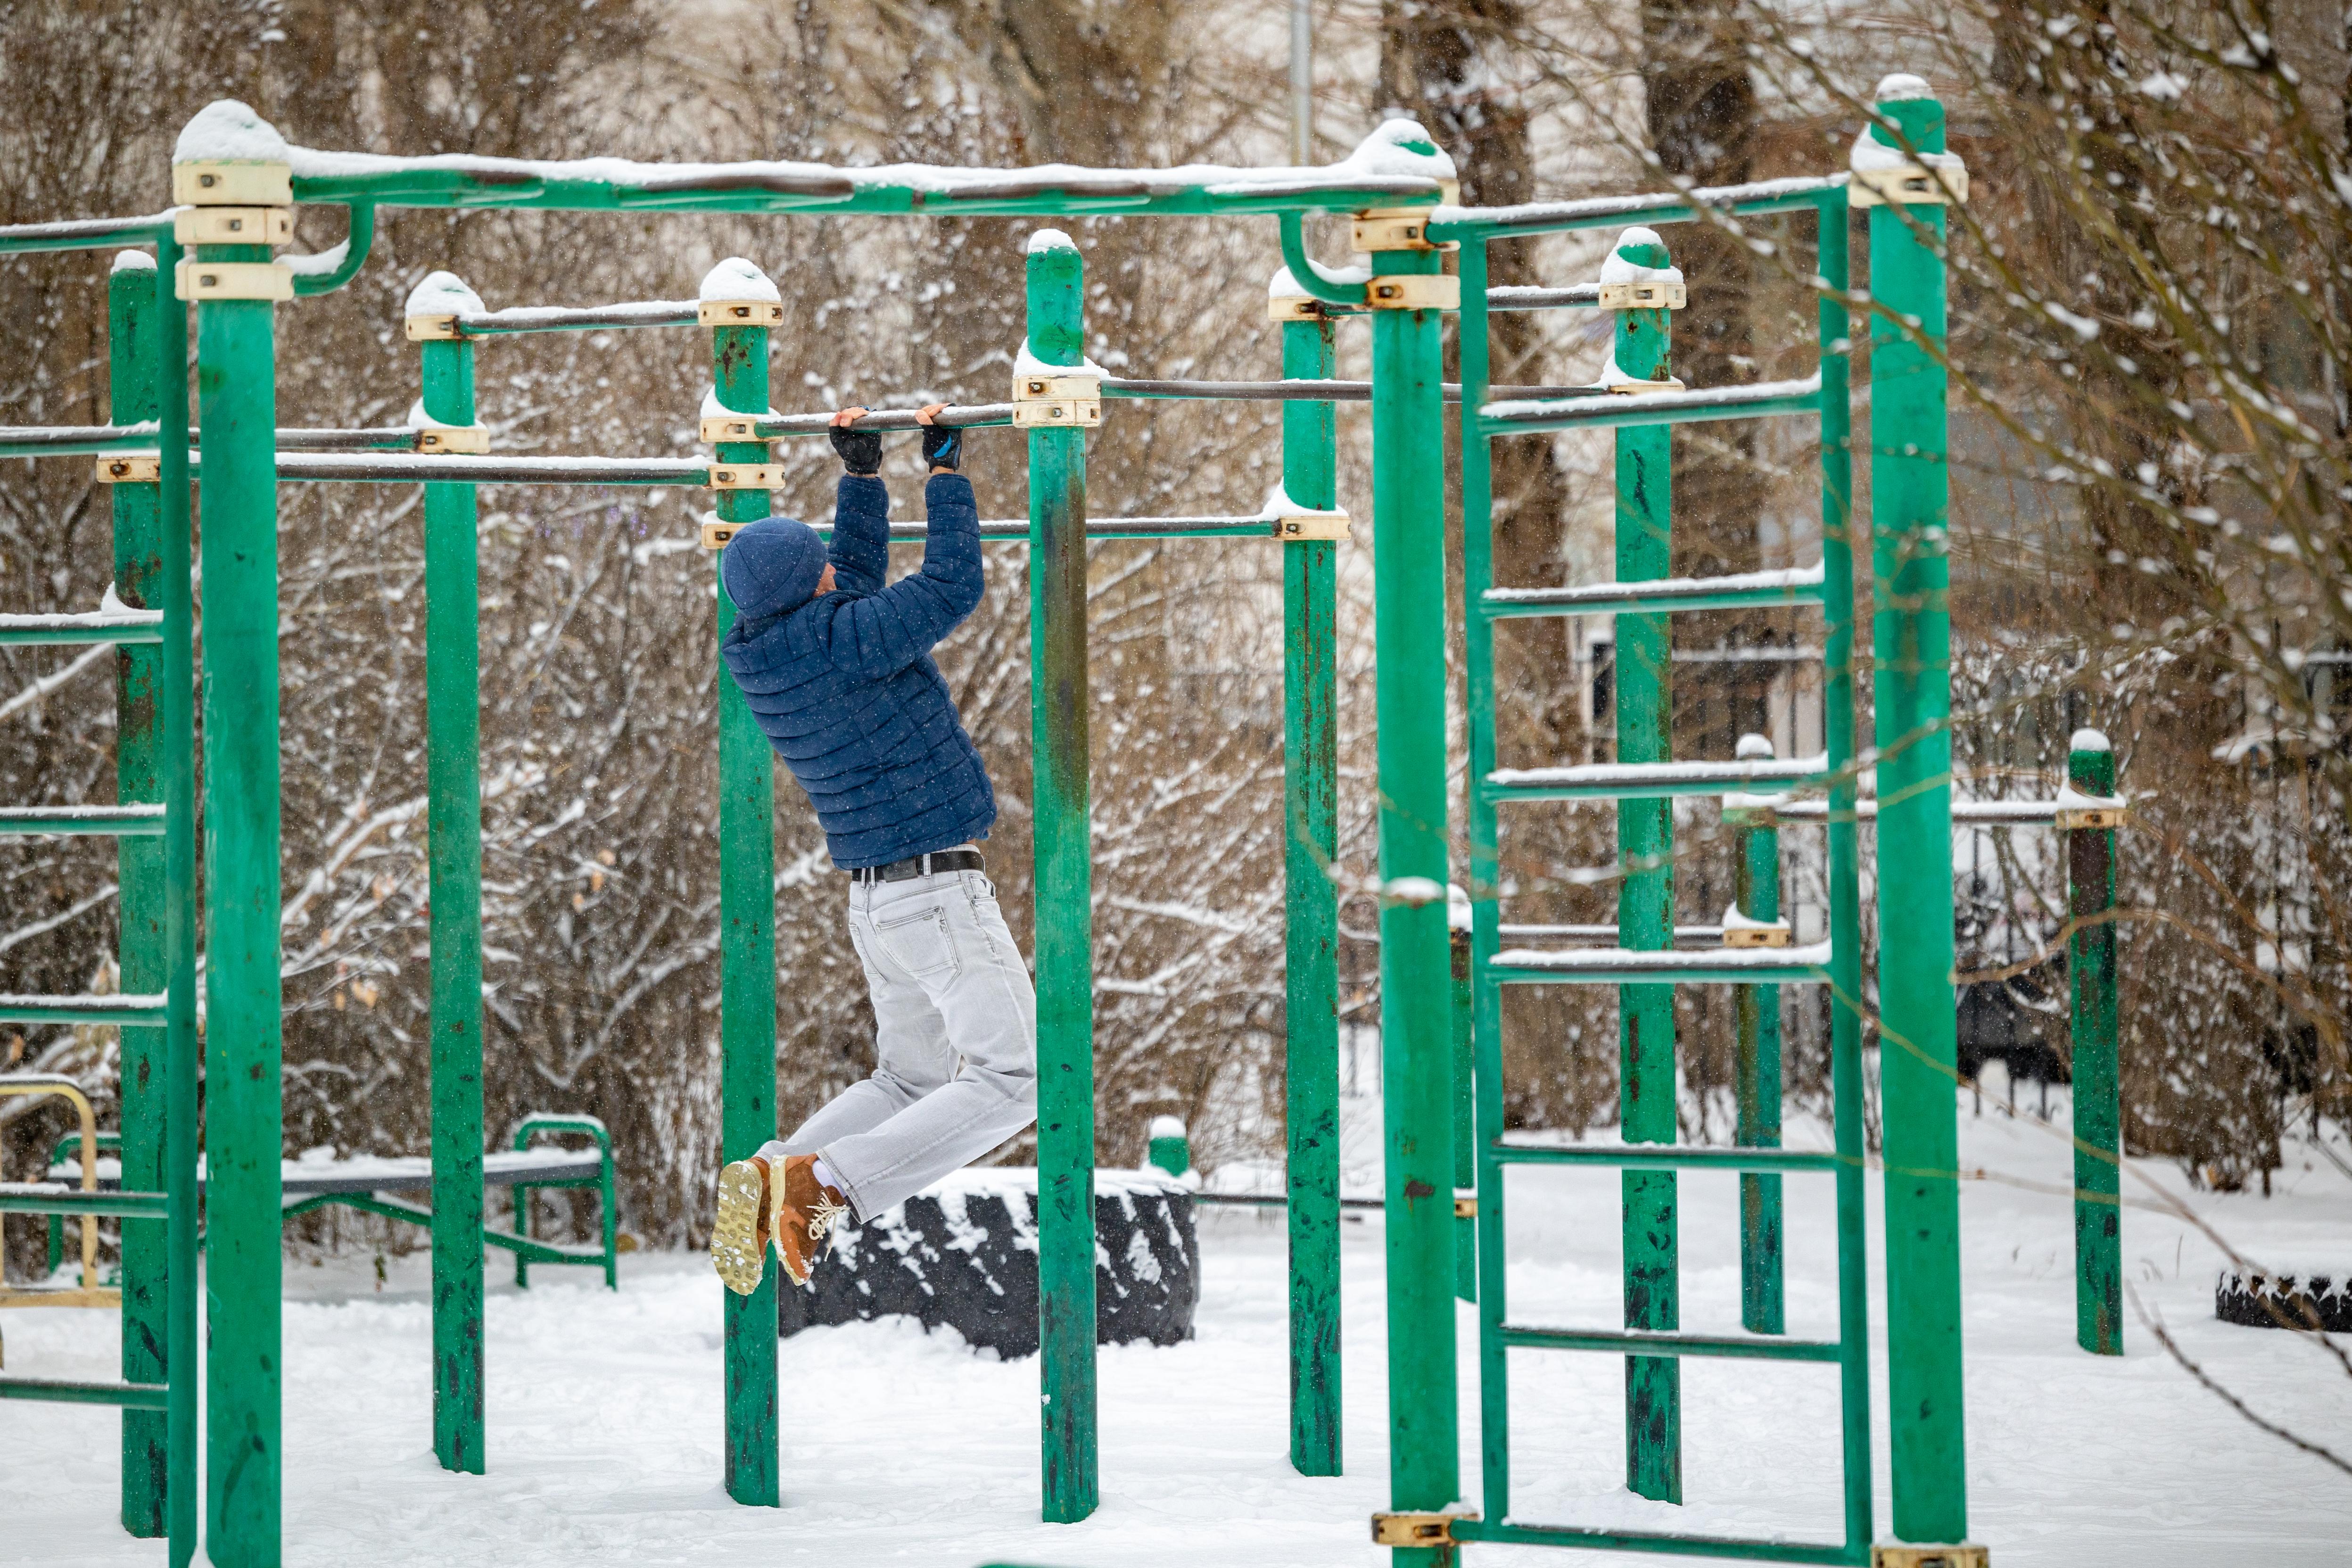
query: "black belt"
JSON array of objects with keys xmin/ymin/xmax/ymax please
[{"xmin": 847, "ymin": 849, "xmax": 984, "ymax": 885}]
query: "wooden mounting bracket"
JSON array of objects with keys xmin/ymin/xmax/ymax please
[
  {"xmin": 1849, "ymin": 163, "xmax": 1970, "ymax": 208},
  {"xmin": 1871, "ymin": 1545, "xmax": 1988, "ymax": 1568},
  {"xmin": 1364, "ymin": 274, "xmax": 1460, "ymax": 312},
  {"xmin": 405, "ymin": 315, "xmax": 461, "ymax": 341},
  {"xmin": 701, "ymin": 519, "xmax": 743, "ymax": 550},
  {"xmin": 416, "ymin": 427, "xmax": 489, "ymax": 454},
  {"xmin": 172, "ymin": 161, "xmax": 292, "ymax": 206},
  {"xmin": 701, "ymin": 413, "xmax": 770, "ymax": 444},
  {"xmin": 1452, "ymin": 1192, "xmax": 1477, "ymax": 1219},
  {"xmin": 172, "ymin": 206, "xmax": 294, "ymax": 247},
  {"xmin": 1606, "ymin": 376, "xmax": 1688, "ymax": 395},
  {"xmin": 1724, "ymin": 924, "xmax": 1793, "ymax": 950},
  {"xmin": 95, "ymin": 454, "xmax": 162, "ymax": 485},
  {"xmin": 698, "ymin": 299, "xmax": 785, "ymax": 328},
  {"xmin": 1372, "ymin": 1510, "xmax": 1477, "ymax": 1548},
  {"xmin": 1275, "ymin": 509, "xmax": 1351, "ymax": 542},
  {"xmin": 1014, "ymin": 372, "xmax": 1103, "ymax": 428},
  {"xmin": 174, "ymin": 259, "xmax": 294, "ymax": 302},
  {"xmin": 1267, "ymin": 293, "xmax": 1327, "ymax": 322},
  {"xmin": 2055, "ymin": 804, "xmax": 2125, "ymax": 830},
  {"xmin": 1352, "ymin": 213, "xmax": 1453, "ymax": 253},
  {"xmin": 1597, "ymin": 280, "xmax": 1687, "ymax": 311},
  {"xmin": 705, "ymin": 463, "xmax": 784, "ymax": 490}
]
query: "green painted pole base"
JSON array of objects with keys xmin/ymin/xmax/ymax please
[{"xmin": 2068, "ymin": 736, "xmax": 2121, "ymax": 1355}]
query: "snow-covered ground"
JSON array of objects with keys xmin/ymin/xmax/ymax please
[{"xmin": 7, "ymin": 1087, "xmax": 2348, "ymax": 1567}]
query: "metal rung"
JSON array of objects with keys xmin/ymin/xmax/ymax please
[
  {"xmin": 0, "ymin": 992, "xmax": 169, "ymax": 1024},
  {"xmin": 0, "ymin": 611, "xmax": 165, "ymax": 646},
  {"xmin": 1482, "ymin": 564, "xmax": 1824, "ymax": 620},
  {"xmin": 1479, "ymin": 373, "xmax": 1823, "ymax": 434},
  {"xmin": 1451, "ymin": 1517, "xmax": 1854, "ymax": 1564},
  {"xmin": 0, "ymin": 805, "xmax": 166, "ymax": 836},
  {"xmin": 1487, "ymin": 942, "xmax": 1831, "ymax": 986},
  {"xmin": 0, "ymin": 423, "xmax": 164, "ymax": 457},
  {"xmin": 1484, "ymin": 754, "xmax": 1828, "ymax": 802},
  {"xmin": 0, "ymin": 1375, "xmax": 171, "ymax": 1410},
  {"xmin": 1491, "ymin": 1142, "xmax": 1841, "ymax": 1174},
  {"xmin": 0, "ymin": 1183, "xmax": 169, "ymax": 1218},
  {"xmin": 1500, "ymin": 1323, "xmax": 1842, "ymax": 1362}
]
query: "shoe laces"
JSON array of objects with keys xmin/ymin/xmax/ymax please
[{"xmin": 807, "ymin": 1189, "xmax": 853, "ymax": 1244}]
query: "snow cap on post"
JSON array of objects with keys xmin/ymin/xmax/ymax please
[
  {"xmin": 173, "ymin": 100, "xmax": 293, "ymax": 206},
  {"xmin": 1602, "ymin": 227, "xmax": 1679, "ymax": 283},
  {"xmin": 1338, "ymin": 118, "xmax": 1458, "ymax": 190},
  {"xmin": 1147, "ymin": 1115, "xmax": 1187, "ymax": 1141},
  {"xmin": 1736, "ymin": 732, "xmax": 1776, "ymax": 760},
  {"xmin": 112, "ymin": 249, "xmax": 157, "ymax": 274},
  {"xmin": 1026, "ymin": 228, "xmax": 1078, "ymax": 255},
  {"xmin": 405, "ymin": 271, "xmax": 485, "ymax": 319},
  {"xmin": 2070, "ymin": 728, "xmax": 2112, "ymax": 753},
  {"xmin": 1867, "ymin": 73, "xmax": 1944, "ymax": 153},
  {"xmin": 173, "ymin": 99, "xmax": 291, "ymax": 165},
  {"xmin": 699, "ymin": 256, "xmax": 780, "ymax": 303}
]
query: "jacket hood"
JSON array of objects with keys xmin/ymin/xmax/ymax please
[{"xmin": 720, "ymin": 516, "xmax": 828, "ymax": 621}]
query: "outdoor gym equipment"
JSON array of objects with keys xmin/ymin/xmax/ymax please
[{"xmin": 0, "ymin": 77, "xmax": 2101, "ymax": 1568}]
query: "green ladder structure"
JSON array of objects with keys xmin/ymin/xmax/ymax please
[
  {"xmin": 1376, "ymin": 80, "xmax": 1980, "ymax": 1566},
  {"xmin": 0, "ymin": 230, "xmax": 202, "ymax": 1566}
]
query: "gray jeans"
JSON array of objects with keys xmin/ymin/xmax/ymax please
[{"xmin": 763, "ymin": 858, "xmax": 1037, "ymax": 1219}]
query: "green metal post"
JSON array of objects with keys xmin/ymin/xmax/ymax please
[
  {"xmin": 1369, "ymin": 211, "xmax": 1459, "ymax": 1562},
  {"xmin": 1027, "ymin": 230, "xmax": 1098, "ymax": 1524},
  {"xmin": 1279, "ymin": 306, "xmax": 1342, "ymax": 1477},
  {"xmin": 711, "ymin": 276, "xmax": 780, "ymax": 1508},
  {"xmin": 1459, "ymin": 234, "xmax": 1517, "ymax": 1527},
  {"xmin": 107, "ymin": 253, "xmax": 169, "ymax": 1537},
  {"xmin": 1817, "ymin": 187, "xmax": 1876, "ymax": 1556},
  {"xmin": 196, "ymin": 219, "xmax": 286, "ymax": 1568},
  {"xmin": 1610, "ymin": 230, "xmax": 1681, "ymax": 1504},
  {"xmin": 156, "ymin": 224, "xmax": 200, "ymax": 1568},
  {"xmin": 1147, "ymin": 1120, "xmax": 1190, "ymax": 1179},
  {"xmin": 1450, "ymin": 924, "xmax": 1475, "ymax": 1304},
  {"xmin": 1730, "ymin": 756, "xmax": 1784, "ymax": 1337},
  {"xmin": 2068, "ymin": 732, "xmax": 2121, "ymax": 1354},
  {"xmin": 1866, "ymin": 86, "xmax": 1969, "ymax": 1548},
  {"xmin": 420, "ymin": 300, "xmax": 486, "ymax": 1476}
]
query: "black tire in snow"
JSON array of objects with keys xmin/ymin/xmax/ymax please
[
  {"xmin": 2214, "ymin": 1268, "xmax": 2352, "ymax": 1332},
  {"xmin": 777, "ymin": 1167, "xmax": 1199, "ymax": 1358}
]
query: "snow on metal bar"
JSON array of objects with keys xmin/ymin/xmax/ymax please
[
  {"xmin": 282, "ymin": 146, "xmax": 1445, "ymax": 217},
  {"xmin": 0, "ymin": 992, "xmax": 172, "ymax": 1023},
  {"xmin": 809, "ymin": 518, "xmax": 1284, "ymax": 543},
  {"xmin": 0, "ymin": 805, "xmax": 168, "ymax": 836},
  {"xmin": 1486, "ymin": 283, "xmax": 1603, "ymax": 310},
  {"xmin": 272, "ymin": 427, "xmax": 432, "ymax": 452},
  {"xmin": 1487, "ymin": 941, "xmax": 1833, "ymax": 982},
  {"xmin": 272, "ymin": 453, "xmax": 705, "ymax": 486},
  {"xmin": 1486, "ymin": 752, "xmax": 1829, "ymax": 799},
  {"xmin": 1773, "ymin": 795, "xmax": 2127, "ymax": 826},
  {"xmin": 0, "ymin": 423, "xmax": 163, "ymax": 456},
  {"xmin": 1430, "ymin": 174, "xmax": 1846, "ymax": 239},
  {"xmin": 1497, "ymin": 923, "xmax": 1725, "ymax": 941},
  {"xmin": 0, "ymin": 610, "xmax": 165, "ymax": 646},
  {"xmin": 757, "ymin": 404, "xmax": 1015, "ymax": 437},
  {"xmin": 1482, "ymin": 373, "xmax": 1824, "ymax": 432},
  {"xmin": 1491, "ymin": 1140, "xmax": 1840, "ymax": 1173},
  {"xmin": 1483, "ymin": 562, "xmax": 1825, "ymax": 618},
  {"xmin": 0, "ymin": 211, "xmax": 178, "ymax": 256},
  {"xmin": 0, "ymin": 1183, "xmax": 170, "ymax": 1219},
  {"xmin": 454, "ymin": 300, "xmax": 700, "ymax": 335}
]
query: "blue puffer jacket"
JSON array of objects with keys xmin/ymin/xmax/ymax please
[{"xmin": 719, "ymin": 473, "xmax": 996, "ymax": 869}]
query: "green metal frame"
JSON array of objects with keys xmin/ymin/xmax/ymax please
[
  {"xmin": 0, "ymin": 219, "xmax": 200, "ymax": 1568},
  {"xmin": 1448, "ymin": 169, "xmax": 1881, "ymax": 1562},
  {"xmin": 510, "ymin": 1114, "xmax": 622, "ymax": 1290}
]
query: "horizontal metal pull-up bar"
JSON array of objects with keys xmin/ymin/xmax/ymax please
[
  {"xmin": 0, "ymin": 211, "xmax": 177, "ymax": 255},
  {"xmin": 1428, "ymin": 173, "xmax": 1845, "ymax": 241},
  {"xmin": 1480, "ymin": 373, "xmax": 1825, "ymax": 434},
  {"xmin": 3, "ymin": 425, "xmax": 471, "ymax": 458}
]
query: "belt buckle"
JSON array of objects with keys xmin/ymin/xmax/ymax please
[{"xmin": 882, "ymin": 858, "xmax": 920, "ymax": 883}]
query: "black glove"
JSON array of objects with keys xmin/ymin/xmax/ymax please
[
  {"xmin": 920, "ymin": 421, "xmax": 962, "ymax": 472},
  {"xmin": 829, "ymin": 421, "xmax": 882, "ymax": 476}
]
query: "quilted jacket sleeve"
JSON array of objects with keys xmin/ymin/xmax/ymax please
[
  {"xmin": 827, "ymin": 474, "xmax": 891, "ymax": 595},
  {"xmin": 822, "ymin": 473, "xmax": 984, "ymax": 680}
]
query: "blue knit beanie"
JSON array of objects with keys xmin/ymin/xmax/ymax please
[{"xmin": 720, "ymin": 517, "xmax": 829, "ymax": 619}]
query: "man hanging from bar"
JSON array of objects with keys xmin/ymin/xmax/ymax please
[{"xmin": 709, "ymin": 406, "xmax": 1036, "ymax": 1294}]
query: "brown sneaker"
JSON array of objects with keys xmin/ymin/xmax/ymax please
[
  {"xmin": 711, "ymin": 1155, "xmax": 773, "ymax": 1296},
  {"xmin": 771, "ymin": 1153, "xmax": 854, "ymax": 1289}
]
